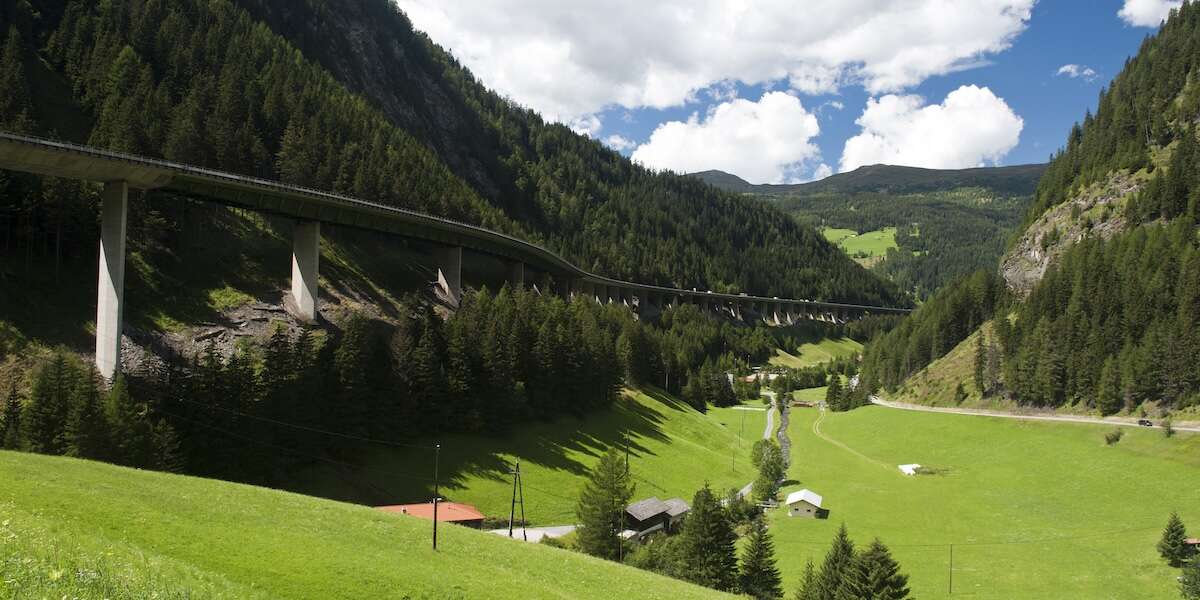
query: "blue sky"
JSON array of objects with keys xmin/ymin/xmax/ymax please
[{"xmin": 399, "ymin": 0, "xmax": 1178, "ymax": 183}]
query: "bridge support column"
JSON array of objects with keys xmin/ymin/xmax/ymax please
[
  {"xmin": 436, "ymin": 246, "xmax": 463, "ymax": 306},
  {"xmin": 95, "ymin": 181, "xmax": 128, "ymax": 380},
  {"xmin": 290, "ymin": 220, "xmax": 321, "ymax": 322},
  {"xmin": 506, "ymin": 261, "xmax": 525, "ymax": 288}
]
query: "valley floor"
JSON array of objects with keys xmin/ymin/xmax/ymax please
[{"xmin": 767, "ymin": 402, "xmax": 1200, "ymax": 598}]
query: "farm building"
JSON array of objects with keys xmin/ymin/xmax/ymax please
[
  {"xmin": 376, "ymin": 502, "xmax": 485, "ymax": 529},
  {"xmin": 785, "ymin": 489, "xmax": 825, "ymax": 518},
  {"xmin": 626, "ymin": 497, "xmax": 691, "ymax": 538}
]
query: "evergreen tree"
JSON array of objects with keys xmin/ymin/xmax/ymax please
[
  {"xmin": 575, "ymin": 447, "xmax": 635, "ymax": 560},
  {"xmin": 973, "ymin": 333, "xmax": 986, "ymax": 394},
  {"xmin": 814, "ymin": 524, "xmax": 856, "ymax": 600},
  {"xmin": 825, "ymin": 375, "xmax": 843, "ymax": 411},
  {"xmin": 0, "ymin": 26, "xmax": 34, "ymax": 133},
  {"xmin": 105, "ymin": 374, "xmax": 156, "ymax": 468},
  {"xmin": 1181, "ymin": 556, "xmax": 1200, "ymax": 600},
  {"xmin": 794, "ymin": 559, "xmax": 818, "ymax": 600},
  {"xmin": 1160, "ymin": 512, "xmax": 1194, "ymax": 567},
  {"xmin": 1096, "ymin": 356, "xmax": 1122, "ymax": 416},
  {"xmin": 754, "ymin": 442, "xmax": 786, "ymax": 503},
  {"xmin": 1, "ymin": 380, "xmax": 21, "ymax": 450},
  {"xmin": 678, "ymin": 483, "xmax": 740, "ymax": 592},
  {"xmin": 842, "ymin": 539, "xmax": 911, "ymax": 600},
  {"xmin": 23, "ymin": 353, "xmax": 79, "ymax": 455},
  {"xmin": 739, "ymin": 517, "xmax": 784, "ymax": 600},
  {"xmin": 65, "ymin": 367, "xmax": 110, "ymax": 460}
]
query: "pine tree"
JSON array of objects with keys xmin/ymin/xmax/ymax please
[
  {"xmin": 23, "ymin": 353, "xmax": 78, "ymax": 455},
  {"xmin": 1181, "ymin": 556, "xmax": 1200, "ymax": 600},
  {"xmin": 794, "ymin": 559, "xmax": 818, "ymax": 600},
  {"xmin": 678, "ymin": 483, "xmax": 740, "ymax": 591},
  {"xmin": 0, "ymin": 26, "xmax": 34, "ymax": 133},
  {"xmin": 1159, "ymin": 512, "xmax": 1194, "ymax": 567},
  {"xmin": 575, "ymin": 447, "xmax": 635, "ymax": 560},
  {"xmin": 1096, "ymin": 356, "xmax": 1121, "ymax": 416},
  {"xmin": 973, "ymin": 333, "xmax": 986, "ymax": 394},
  {"xmin": 105, "ymin": 374, "xmax": 155, "ymax": 467},
  {"xmin": 825, "ymin": 375, "xmax": 842, "ymax": 411},
  {"xmin": 65, "ymin": 367, "xmax": 110, "ymax": 460},
  {"xmin": 814, "ymin": 524, "xmax": 856, "ymax": 600},
  {"xmin": 739, "ymin": 517, "xmax": 784, "ymax": 600},
  {"xmin": 1, "ymin": 380, "xmax": 21, "ymax": 449},
  {"xmin": 843, "ymin": 539, "xmax": 911, "ymax": 600}
]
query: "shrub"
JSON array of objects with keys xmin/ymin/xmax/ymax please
[{"xmin": 1104, "ymin": 429, "xmax": 1124, "ymax": 445}]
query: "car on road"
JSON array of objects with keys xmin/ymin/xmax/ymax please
[{"xmin": 1137, "ymin": 418, "xmax": 1153, "ymax": 427}]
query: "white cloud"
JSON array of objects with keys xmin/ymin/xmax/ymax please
[
  {"xmin": 396, "ymin": 1, "xmax": 1034, "ymax": 122},
  {"xmin": 603, "ymin": 135, "xmax": 637, "ymax": 152},
  {"xmin": 1056, "ymin": 64, "xmax": 1098, "ymax": 81},
  {"xmin": 809, "ymin": 163, "xmax": 835, "ymax": 182},
  {"xmin": 829, "ymin": 101, "xmax": 845, "ymax": 111},
  {"xmin": 568, "ymin": 114, "xmax": 602, "ymax": 137},
  {"xmin": 840, "ymin": 85, "xmax": 1023, "ymax": 172},
  {"xmin": 1118, "ymin": 0, "xmax": 1181, "ymax": 27},
  {"xmin": 631, "ymin": 92, "xmax": 821, "ymax": 184}
]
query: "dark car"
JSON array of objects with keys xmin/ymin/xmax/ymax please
[{"xmin": 1137, "ymin": 419, "xmax": 1153, "ymax": 427}]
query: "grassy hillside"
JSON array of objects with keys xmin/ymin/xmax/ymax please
[
  {"xmin": 293, "ymin": 389, "xmax": 768, "ymax": 524},
  {"xmin": 768, "ymin": 405, "xmax": 1200, "ymax": 599},
  {"xmin": 769, "ymin": 337, "xmax": 862, "ymax": 370},
  {"xmin": 822, "ymin": 227, "xmax": 898, "ymax": 268},
  {"xmin": 0, "ymin": 450, "xmax": 732, "ymax": 599}
]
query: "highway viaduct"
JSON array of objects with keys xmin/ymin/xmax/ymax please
[{"xmin": 0, "ymin": 132, "xmax": 911, "ymax": 379}]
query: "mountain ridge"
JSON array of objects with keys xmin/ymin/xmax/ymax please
[{"xmin": 692, "ymin": 163, "xmax": 1047, "ymax": 197}]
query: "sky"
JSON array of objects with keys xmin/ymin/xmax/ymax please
[{"xmin": 395, "ymin": 0, "xmax": 1181, "ymax": 184}]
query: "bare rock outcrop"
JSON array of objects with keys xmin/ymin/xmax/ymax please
[{"xmin": 1000, "ymin": 173, "xmax": 1140, "ymax": 296}]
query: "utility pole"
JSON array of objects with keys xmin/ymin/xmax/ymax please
[
  {"xmin": 516, "ymin": 461, "xmax": 527, "ymax": 542},
  {"xmin": 432, "ymin": 443, "xmax": 441, "ymax": 551},
  {"xmin": 508, "ymin": 459, "xmax": 519, "ymax": 538},
  {"xmin": 948, "ymin": 543, "xmax": 954, "ymax": 595}
]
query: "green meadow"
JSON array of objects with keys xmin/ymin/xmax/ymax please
[
  {"xmin": 294, "ymin": 389, "xmax": 768, "ymax": 524},
  {"xmin": 0, "ymin": 451, "xmax": 731, "ymax": 599},
  {"xmin": 770, "ymin": 337, "xmax": 862, "ymax": 369},
  {"xmin": 822, "ymin": 227, "xmax": 899, "ymax": 267},
  {"xmin": 768, "ymin": 404, "xmax": 1200, "ymax": 599}
]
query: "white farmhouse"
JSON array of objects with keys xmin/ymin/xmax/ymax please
[{"xmin": 785, "ymin": 489, "xmax": 824, "ymax": 518}]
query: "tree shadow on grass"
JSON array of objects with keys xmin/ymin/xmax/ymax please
[{"xmin": 294, "ymin": 387, "xmax": 704, "ymax": 508}]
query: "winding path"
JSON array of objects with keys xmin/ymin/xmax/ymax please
[
  {"xmin": 870, "ymin": 396, "xmax": 1200, "ymax": 433},
  {"xmin": 736, "ymin": 395, "xmax": 778, "ymax": 499},
  {"xmin": 810, "ymin": 405, "xmax": 891, "ymax": 470}
]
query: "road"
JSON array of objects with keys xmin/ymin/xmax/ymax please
[
  {"xmin": 737, "ymin": 394, "xmax": 777, "ymax": 499},
  {"xmin": 870, "ymin": 396, "xmax": 1200, "ymax": 433},
  {"xmin": 488, "ymin": 525, "xmax": 575, "ymax": 543}
]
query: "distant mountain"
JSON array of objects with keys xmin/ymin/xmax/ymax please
[{"xmin": 693, "ymin": 163, "xmax": 1047, "ymax": 197}]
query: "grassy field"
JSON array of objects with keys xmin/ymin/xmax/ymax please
[
  {"xmin": 822, "ymin": 227, "xmax": 898, "ymax": 267},
  {"xmin": 0, "ymin": 451, "xmax": 732, "ymax": 599},
  {"xmin": 294, "ymin": 389, "xmax": 768, "ymax": 525},
  {"xmin": 770, "ymin": 337, "xmax": 862, "ymax": 369},
  {"xmin": 766, "ymin": 404, "xmax": 1200, "ymax": 598}
]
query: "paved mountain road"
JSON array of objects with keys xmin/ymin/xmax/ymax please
[{"xmin": 870, "ymin": 396, "xmax": 1200, "ymax": 433}]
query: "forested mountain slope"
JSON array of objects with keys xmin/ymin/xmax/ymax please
[
  {"xmin": 694, "ymin": 165, "xmax": 1044, "ymax": 299},
  {"xmin": 862, "ymin": 3, "xmax": 1200, "ymax": 417},
  {"xmin": 695, "ymin": 163, "xmax": 1045, "ymax": 197},
  {"xmin": 0, "ymin": 0, "xmax": 901, "ymax": 306}
]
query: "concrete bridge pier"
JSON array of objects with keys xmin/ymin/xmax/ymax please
[
  {"xmin": 290, "ymin": 220, "xmax": 321, "ymax": 322},
  {"xmin": 96, "ymin": 181, "xmax": 128, "ymax": 380},
  {"xmin": 435, "ymin": 246, "xmax": 463, "ymax": 306},
  {"xmin": 506, "ymin": 261, "xmax": 525, "ymax": 289}
]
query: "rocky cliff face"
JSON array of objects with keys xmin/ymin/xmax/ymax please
[{"xmin": 1000, "ymin": 173, "xmax": 1140, "ymax": 295}]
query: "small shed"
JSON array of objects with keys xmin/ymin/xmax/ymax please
[
  {"xmin": 626, "ymin": 497, "xmax": 671, "ymax": 536},
  {"xmin": 376, "ymin": 502, "xmax": 486, "ymax": 529},
  {"xmin": 663, "ymin": 497, "xmax": 691, "ymax": 531},
  {"xmin": 785, "ymin": 489, "xmax": 824, "ymax": 518},
  {"xmin": 898, "ymin": 464, "xmax": 921, "ymax": 476}
]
